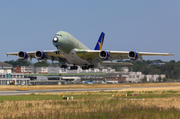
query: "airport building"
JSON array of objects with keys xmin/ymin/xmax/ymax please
[
  {"xmin": 0, "ymin": 61, "xmax": 12, "ymax": 73},
  {"xmin": 25, "ymin": 72, "xmax": 129, "ymax": 85},
  {"xmin": 104, "ymin": 76, "xmax": 126, "ymax": 83},
  {"xmin": 13, "ymin": 66, "xmax": 48, "ymax": 74},
  {"xmin": 0, "ymin": 62, "xmax": 30, "ymax": 85},
  {"xmin": 10, "ymin": 65, "xmax": 167, "ymax": 85},
  {"xmin": 0, "ymin": 73, "xmax": 30, "ymax": 85},
  {"xmin": 13, "ymin": 66, "xmax": 116, "ymax": 74},
  {"xmin": 121, "ymin": 67, "xmax": 166, "ymax": 83}
]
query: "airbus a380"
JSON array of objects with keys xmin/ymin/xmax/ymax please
[{"xmin": 7, "ymin": 31, "xmax": 173, "ymax": 70}]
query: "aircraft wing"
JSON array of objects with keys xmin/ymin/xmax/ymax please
[
  {"xmin": 76, "ymin": 49, "xmax": 174, "ymax": 61},
  {"xmin": 7, "ymin": 50, "xmax": 67, "ymax": 62}
]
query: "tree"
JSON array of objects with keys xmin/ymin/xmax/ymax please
[
  {"xmin": 141, "ymin": 76, "xmax": 147, "ymax": 83},
  {"xmin": 126, "ymin": 59, "xmax": 180, "ymax": 80},
  {"xmin": 149, "ymin": 69, "xmax": 161, "ymax": 75},
  {"xmin": 163, "ymin": 78, "xmax": 167, "ymax": 82},
  {"xmin": 4, "ymin": 59, "xmax": 31, "ymax": 66},
  {"xmin": 102, "ymin": 78, "xmax": 106, "ymax": 82},
  {"xmin": 142, "ymin": 67, "xmax": 150, "ymax": 75},
  {"xmin": 90, "ymin": 78, "xmax": 93, "ymax": 81},
  {"xmin": 34, "ymin": 61, "xmax": 49, "ymax": 67},
  {"xmin": 9, "ymin": 82, "xmax": 14, "ymax": 85},
  {"xmin": 157, "ymin": 77, "xmax": 162, "ymax": 82}
]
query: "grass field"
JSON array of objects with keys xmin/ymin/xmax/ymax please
[
  {"xmin": 0, "ymin": 82, "xmax": 180, "ymax": 91},
  {"xmin": 1, "ymin": 87, "xmax": 180, "ymax": 119}
]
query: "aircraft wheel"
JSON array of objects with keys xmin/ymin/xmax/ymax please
[
  {"xmin": 88, "ymin": 65, "xmax": 94, "ymax": 68},
  {"xmin": 70, "ymin": 66, "xmax": 78, "ymax": 70},
  {"xmin": 82, "ymin": 66, "xmax": 86, "ymax": 70},
  {"xmin": 64, "ymin": 65, "xmax": 67, "ymax": 68},
  {"xmin": 61, "ymin": 65, "xmax": 67, "ymax": 68}
]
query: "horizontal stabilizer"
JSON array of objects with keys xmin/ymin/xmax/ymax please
[{"xmin": 102, "ymin": 62, "xmax": 133, "ymax": 65}]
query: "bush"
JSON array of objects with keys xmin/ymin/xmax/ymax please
[{"xmin": 10, "ymin": 82, "xmax": 14, "ymax": 85}]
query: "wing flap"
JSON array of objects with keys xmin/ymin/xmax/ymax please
[{"xmin": 102, "ymin": 62, "xmax": 133, "ymax": 65}]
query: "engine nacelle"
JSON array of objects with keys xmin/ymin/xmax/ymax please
[
  {"xmin": 128, "ymin": 51, "xmax": 139, "ymax": 61},
  {"xmin": 99, "ymin": 50, "xmax": 110, "ymax": 60},
  {"xmin": 35, "ymin": 51, "xmax": 46, "ymax": 60},
  {"xmin": 18, "ymin": 51, "xmax": 28, "ymax": 61}
]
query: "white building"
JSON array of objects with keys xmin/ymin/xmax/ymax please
[
  {"xmin": 146, "ymin": 74, "xmax": 166, "ymax": 82},
  {"xmin": 21, "ymin": 66, "xmax": 33, "ymax": 73},
  {"xmin": 0, "ymin": 73, "xmax": 30, "ymax": 85},
  {"xmin": 35, "ymin": 67, "xmax": 48, "ymax": 74},
  {"xmin": 59, "ymin": 66, "xmax": 116, "ymax": 74},
  {"xmin": 0, "ymin": 61, "xmax": 12, "ymax": 73},
  {"xmin": 121, "ymin": 67, "xmax": 166, "ymax": 83},
  {"xmin": 123, "ymin": 72, "xmax": 145, "ymax": 83}
]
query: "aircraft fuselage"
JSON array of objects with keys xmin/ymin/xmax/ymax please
[{"xmin": 52, "ymin": 31, "xmax": 90, "ymax": 66}]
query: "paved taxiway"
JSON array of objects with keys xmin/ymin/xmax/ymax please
[{"xmin": 0, "ymin": 86, "xmax": 180, "ymax": 95}]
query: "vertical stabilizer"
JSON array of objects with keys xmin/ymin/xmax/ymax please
[{"xmin": 94, "ymin": 32, "xmax": 105, "ymax": 50}]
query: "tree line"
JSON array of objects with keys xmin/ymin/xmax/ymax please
[
  {"xmin": 111, "ymin": 60, "xmax": 180, "ymax": 80},
  {"xmin": 4, "ymin": 59, "xmax": 59, "ymax": 67}
]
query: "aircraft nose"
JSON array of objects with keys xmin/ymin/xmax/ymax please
[
  {"xmin": 53, "ymin": 37, "xmax": 58, "ymax": 43},
  {"xmin": 52, "ymin": 37, "xmax": 60, "ymax": 49}
]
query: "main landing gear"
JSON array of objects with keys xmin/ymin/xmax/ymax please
[
  {"xmin": 60, "ymin": 65, "xmax": 94, "ymax": 70},
  {"xmin": 61, "ymin": 65, "xmax": 78, "ymax": 70},
  {"xmin": 61, "ymin": 65, "xmax": 67, "ymax": 68},
  {"xmin": 82, "ymin": 65, "xmax": 94, "ymax": 70},
  {"xmin": 70, "ymin": 66, "xmax": 78, "ymax": 70}
]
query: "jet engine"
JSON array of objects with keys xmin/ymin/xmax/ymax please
[
  {"xmin": 99, "ymin": 50, "xmax": 110, "ymax": 60},
  {"xmin": 18, "ymin": 51, "xmax": 28, "ymax": 61},
  {"xmin": 35, "ymin": 51, "xmax": 46, "ymax": 60},
  {"xmin": 128, "ymin": 51, "xmax": 139, "ymax": 61}
]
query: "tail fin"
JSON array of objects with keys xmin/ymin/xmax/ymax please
[{"xmin": 94, "ymin": 32, "xmax": 105, "ymax": 50}]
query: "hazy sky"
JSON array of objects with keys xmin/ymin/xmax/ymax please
[{"xmin": 0, "ymin": 1, "xmax": 179, "ymax": 62}]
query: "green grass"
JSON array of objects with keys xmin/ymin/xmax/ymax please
[
  {"xmin": 0, "ymin": 95, "xmax": 61, "ymax": 101},
  {"xmin": 0, "ymin": 90, "xmax": 179, "ymax": 101},
  {"xmin": 0, "ymin": 92, "xmax": 113, "ymax": 101}
]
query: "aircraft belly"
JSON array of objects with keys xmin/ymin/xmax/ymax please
[{"xmin": 63, "ymin": 49, "xmax": 89, "ymax": 65}]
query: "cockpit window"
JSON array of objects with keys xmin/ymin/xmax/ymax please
[{"xmin": 55, "ymin": 34, "xmax": 62, "ymax": 37}]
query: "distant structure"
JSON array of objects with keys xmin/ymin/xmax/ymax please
[
  {"xmin": 121, "ymin": 67, "xmax": 166, "ymax": 83},
  {"xmin": 0, "ymin": 61, "xmax": 30, "ymax": 85},
  {"xmin": 13, "ymin": 66, "xmax": 116, "ymax": 74},
  {"xmin": 149, "ymin": 62, "xmax": 165, "ymax": 66},
  {"xmin": 13, "ymin": 66, "xmax": 48, "ymax": 74},
  {"xmin": 11, "ymin": 65, "xmax": 167, "ymax": 85},
  {"xmin": 0, "ymin": 61, "xmax": 12, "ymax": 73}
]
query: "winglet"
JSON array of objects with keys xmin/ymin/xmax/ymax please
[{"xmin": 94, "ymin": 32, "xmax": 105, "ymax": 50}]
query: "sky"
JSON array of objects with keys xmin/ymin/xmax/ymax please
[{"xmin": 0, "ymin": 1, "xmax": 179, "ymax": 62}]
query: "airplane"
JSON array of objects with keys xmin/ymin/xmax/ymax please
[{"xmin": 7, "ymin": 31, "xmax": 174, "ymax": 70}]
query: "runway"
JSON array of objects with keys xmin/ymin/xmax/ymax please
[{"xmin": 0, "ymin": 86, "xmax": 180, "ymax": 95}]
